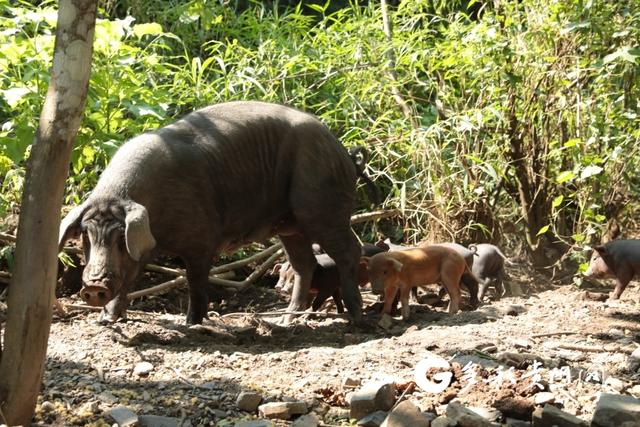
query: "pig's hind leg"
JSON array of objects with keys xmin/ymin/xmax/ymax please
[
  {"xmin": 611, "ymin": 266, "xmax": 634, "ymax": 300},
  {"xmin": 280, "ymin": 234, "xmax": 317, "ymax": 320}
]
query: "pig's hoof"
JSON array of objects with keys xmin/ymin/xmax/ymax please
[
  {"xmin": 98, "ymin": 309, "xmax": 124, "ymax": 324},
  {"xmin": 377, "ymin": 313, "xmax": 394, "ymax": 331}
]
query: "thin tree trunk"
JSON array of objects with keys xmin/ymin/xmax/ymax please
[{"xmin": 0, "ymin": 1, "xmax": 97, "ymax": 424}]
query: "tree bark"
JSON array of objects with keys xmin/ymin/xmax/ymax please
[{"xmin": 0, "ymin": 1, "xmax": 97, "ymax": 424}]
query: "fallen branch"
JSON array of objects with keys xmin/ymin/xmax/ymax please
[
  {"xmin": 220, "ymin": 310, "xmax": 348, "ymax": 319},
  {"xmin": 553, "ymin": 342, "xmax": 635, "ymax": 354},
  {"xmin": 350, "ymin": 209, "xmax": 400, "ymax": 224},
  {"xmin": 531, "ymin": 331, "xmax": 578, "ymax": 338},
  {"xmin": 210, "ymin": 249, "xmax": 284, "ymax": 291},
  {"xmin": 210, "ymin": 242, "xmax": 282, "ymax": 274},
  {"xmin": 127, "ymin": 277, "xmax": 187, "ymax": 300}
]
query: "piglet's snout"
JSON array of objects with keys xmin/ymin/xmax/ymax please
[{"xmin": 80, "ymin": 284, "xmax": 112, "ymax": 306}]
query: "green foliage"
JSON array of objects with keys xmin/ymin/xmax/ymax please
[{"xmin": 1, "ymin": 0, "xmax": 639, "ymax": 262}]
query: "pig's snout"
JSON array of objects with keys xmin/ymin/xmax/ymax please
[{"xmin": 80, "ymin": 284, "xmax": 112, "ymax": 306}]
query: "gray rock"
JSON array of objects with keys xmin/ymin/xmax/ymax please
[
  {"xmin": 533, "ymin": 392, "xmax": 555, "ymax": 406},
  {"xmin": 604, "ymin": 377, "xmax": 627, "ymax": 393},
  {"xmin": 98, "ymin": 391, "xmax": 118, "ymax": 404},
  {"xmin": 258, "ymin": 401, "xmax": 308, "ymax": 420},
  {"xmin": 446, "ymin": 401, "xmax": 495, "ymax": 427},
  {"xmin": 138, "ymin": 415, "xmax": 192, "ymax": 427},
  {"xmin": 531, "ymin": 404, "xmax": 587, "ymax": 427},
  {"xmin": 506, "ymin": 418, "xmax": 532, "ymax": 427},
  {"xmin": 343, "ymin": 376, "xmax": 362, "ymax": 389},
  {"xmin": 381, "ymin": 400, "xmax": 430, "ymax": 427},
  {"xmin": 431, "ymin": 416, "xmax": 455, "ymax": 427},
  {"xmin": 325, "ymin": 406, "xmax": 351, "ymax": 421},
  {"xmin": 591, "ymin": 393, "xmax": 640, "ymax": 427},
  {"xmin": 108, "ymin": 406, "xmax": 139, "ymax": 427},
  {"xmin": 628, "ymin": 347, "xmax": 640, "ymax": 372},
  {"xmin": 468, "ymin": 407, "xmax": 500, "ymax": 422},
  {"xmin": 349, "ymin": 381, "xmax": 396, "ymax": 420},
  {"xmin": 133, "ymin": 361, "xmax": 154, "ymax": 377},
  {"xmin": 451, "ymin": 354, "xmax": 499, "ymax": 369},
  {"xmin": 40, "ymin": 401, "xmax": 56, "ymax": 413},
  {"xmin": 233, "ymin": 420, "xmax": 275, "ymax": 427},
  {"xmin": 292, "ymin": 413, "xmax": 320, "ymax": 427},
  {"xmin": 236, "ymin": 391, "xmax": 263, "ymax": 412},
  {"xmin": 357, "ymin": 410, "xmax": 388, "ymax": 427}
]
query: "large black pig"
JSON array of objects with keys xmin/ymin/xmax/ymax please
[
  {"xmin": 584, "ymin": 239, "xmax": 640, "ymax": 300},
  {"xmin": 59, "ymin": 101, "xmax": 366, "ymax": 325}
]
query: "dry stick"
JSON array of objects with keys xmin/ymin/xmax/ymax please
[
  {"xmin": 350, "ymin": 209, "xmax": 400, "ymax": 224},
  {"xmin": 531, "ymin": 331, "xmax": 578, "ymax": 338},
  {"xmin": 210, "ymin": 242, "xmax": 282, "ymax": 274},
  {"xmin": 221, "ymin": 310, "xmax": 348, "ymax": 319},
  {"xmin": 553, "ymin": 343, "xmax": 635, "ymax": 354},
  {"xmin": 127, "ymin": 277, "xmax": 188, "ymax": 300}
]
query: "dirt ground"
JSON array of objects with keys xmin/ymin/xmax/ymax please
[{"xmin": 3, "ymin": 259, "xmax": 640, "ymax": 426}]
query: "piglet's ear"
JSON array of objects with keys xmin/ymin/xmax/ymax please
[
  {"xmin": 59, "ymin": 203, "xmax": 86, "ymax": 251},
  {"xmin": 388, "ymin": 258, "xmax": 403, "ymax": 272},
  {"xmin": 360, "ymin": 256, "xmax": 371, "ymax": 266},
  {"xmin": 124, "ymin": 201, "xmax": 156, "ymax": 261}
]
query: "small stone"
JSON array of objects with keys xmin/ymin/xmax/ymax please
[
  {"xmin": 629, "ymin": 384, "xmax": 640, "ymax": 397},
  {"xmin": 501, "ymin": 305, "xmax": 525, "ymax": 316},
  {"xmin": 342, "ymin": 376, "xmax": 362, "ymax": 389},
  {"xmin": 446, "ymin": 401, "xmax": 494, "ymax": 427},
  {"xmin": 591, "ymin": 393, "xmax": 640, "ymax": 427},
  {"xmin": 533, "ymin": 392, "xmax": 555, "ymax": 406},
  {"xmin": 292, "ymin": 413, "xmax": 320, "ymax": 427},
  {"xmin": 512, "ymin": 339, "xmax": 532, "ymax": 349},
  {"xmin": 98, "ymin": 391, "xmax": 118, "ymax": 405},
  {"xmin": 506, "ymin": 418, "xmax": 532, "ymax": 427},
  {"xmin": 40, "ymin": 401, "xmax": 56, "ymax": 413},
  {"xmin": 138, "ymin": 415, "xmax": 190, "ymax": 427},
  {"xmin": 357, "ymin": 410, "xmax": 388, "ymax": 427},
  {"xmin": 142, "ymin": 391, "xmax": 151, "ymax": 401},
  {"xmin": 211, "ymin": 409, "xmax": 227, "ymax": 418},
  {"xmin": 236, "ymin": 391, "xmax": 263, "ymax": 412},
  {"xmin": 233, "ymin": 420, "xmax": 275, "ymax": 427},
  {"xmin": 628, "ymin": 347, "xmax": 640, "ymax": 372},
  {"xmin": 133, "ymin": 362, "xmax": 154, "ymax": 377},
  {"xmin": 381, "ymin": 400, "xmax": 430, "ymax": 427},
  {"xmin": 467, "ymin": 407, "xmax": 500, "ymax": 421},
  {"xmin": 258, "ymin": 401, "xmax": 307, "ymax": 420},
  {"xmin": 532, "ymin": 404, "xmax": 587, "ymax": 427},
  {"xmin": 604, "ymin": 376, "xmax": 627, "ymax": 392},
  {"xmin": 349, "ymin": 381, "xmax": 396, "ymax": 420},
  {"xmin": 494, "ymin": 397, "xmax": 534, "ymax": 420},
  {"xmin": 108, "ymin": 406, "xmax": 139, "ymax": 427},
  {"xmin": 78, "ymin": 400, "xmax": 100, "ymax": 415},
  {"xmin": 325, "ymin": 406, "xmax": 350, "ymax": 421},
  {"xmin": 556, "ymin": 350, "xmax": 585, "ymax": 362}
]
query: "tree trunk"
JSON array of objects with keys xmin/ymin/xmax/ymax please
[{"xmin": 0, "ymin": 1, "xmax": 97, "ymax": 424}]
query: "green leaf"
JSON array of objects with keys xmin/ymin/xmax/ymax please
[
  {"xmin": 556, "ymin": 171, "xmax": 575, "ymax": 184},
  {"xmin": 536, "ymin": 225, "xmax": 550, "ymax": 236},
  {"xmin": 603, "ymin": 46, "xmax": 640, "ymax": 64},
  {"xmin": 552, "ymin": 195, "xmax": 564, "ymax": 208},
  {"xmin": 133, "ymin": 22, "xmax": 164, "ymax": 38},
  {"xmin": 580, "ymin": 165, "xmax": 603, "ymax": 179}
]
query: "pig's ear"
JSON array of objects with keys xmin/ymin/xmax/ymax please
[
  {"xmin": 388, "ymin": 258, "xmax": 403, "ymax": 272},
  {"xmin": 124, "ymin": 201, "xmax": 156, "ymax": 261},
  {"xmin": 593, "ymin": 245, "xmax": 607, "ymax": 254},
  {"xmin": 360, "ymin": 256, "xmax": 371, "ymax": 266},
  {"xmin": 272, "ymin": 263, "xmax": 283, "ymax": 275},
  {"xmin": 59, "ymin": 203, "xmax": 86, "ymax": 251}
]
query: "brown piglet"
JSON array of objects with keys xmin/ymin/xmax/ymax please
[{"xmin": 364, "ymin": 245, "xmax": 468, "ymax": 320}]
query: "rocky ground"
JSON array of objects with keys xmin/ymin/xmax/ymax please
[{"xmin": 3, "ymin": 263, "xmax": 640, "ymax": 426}]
